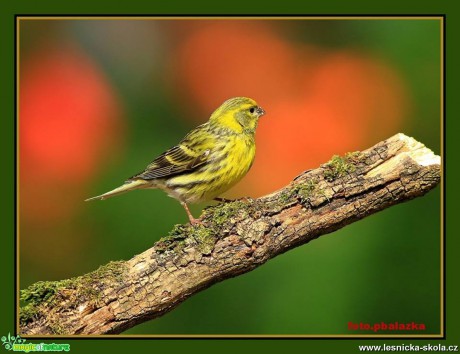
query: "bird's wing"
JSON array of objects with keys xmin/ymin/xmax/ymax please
[{"xmin": 128, "ymin": 124, "xmax": 212, "ymax": 181}]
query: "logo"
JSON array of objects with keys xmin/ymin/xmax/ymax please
[{"xmin": 1, "ymin": 333, "xmax": 70, "ymax": 352}]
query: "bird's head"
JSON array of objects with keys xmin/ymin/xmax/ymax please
[{"xmin": 209, "ymin": 97, "xmax": 265, "ymax": 134}]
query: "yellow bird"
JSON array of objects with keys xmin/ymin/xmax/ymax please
[{"xmin": 86, "ymin": 97, "xmax": 265, "ymax": 225}]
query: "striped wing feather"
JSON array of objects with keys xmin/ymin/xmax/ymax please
[{"xmin": 128, "ymin": 124, "xmax": 211, "ymax": 181}]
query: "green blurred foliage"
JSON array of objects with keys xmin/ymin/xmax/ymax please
[{"xmin": 19, "ymin": 19, "xmax": 441, "ymax": 335}]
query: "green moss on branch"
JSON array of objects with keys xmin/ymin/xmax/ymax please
[
  {"xmin": 323, "ymin": 152, "xmax": 360, "ymax": 181},
  {"xmin": 20, "ymin": 261, "xmax": 127, "ymax": 326}
]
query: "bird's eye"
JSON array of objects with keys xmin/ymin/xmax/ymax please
[{"xmin": 249, "ymin": 107, "xmax": 255, "ymax": 114}]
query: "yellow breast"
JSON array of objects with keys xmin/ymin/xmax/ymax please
[
  {"xmin": 165, "ymin": 134, "xmax": 256, "ymax": 203},
  {"xmin": 216, "ymin": 134, "xmax": 255, "ymax": 192}
]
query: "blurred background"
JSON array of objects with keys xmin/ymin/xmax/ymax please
[{"xmin": 19, "ymin": 18, "xmax": 441, "ymax": 335}]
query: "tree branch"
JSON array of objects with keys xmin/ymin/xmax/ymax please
[{"xmin": 20, "ymin": 133, "xmax": 441, "ymax": 335}]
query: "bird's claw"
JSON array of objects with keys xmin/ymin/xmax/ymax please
[{"xmin": 190, "ymin": 218, "xmax": 206, "ymax": 226}]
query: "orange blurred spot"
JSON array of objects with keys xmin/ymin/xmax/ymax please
[
  {"xmin": 20, "ymin": 42, "xmax": 124, "ymax": 222},
  {"xmin": 171, "ymin": 21, "xmax": 304, "ymax": 117}
]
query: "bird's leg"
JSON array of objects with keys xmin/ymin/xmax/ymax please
[{"xmin": 181, "ymin": 202, "xmax": 204, "ymax": 226}]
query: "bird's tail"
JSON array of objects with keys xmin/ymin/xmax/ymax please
[{"xmin": 85, "ymin": 179, "xmax": 149, "ymax": 201}]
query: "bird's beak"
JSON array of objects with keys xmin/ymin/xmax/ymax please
[{"xmin": 256, "ymin": 106, "xmax": 266, "ymax": 117}]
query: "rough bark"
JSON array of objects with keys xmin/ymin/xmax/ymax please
[{"xmin": 19, "ymin": 133, "xmax": 441, "ymax": 335}]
